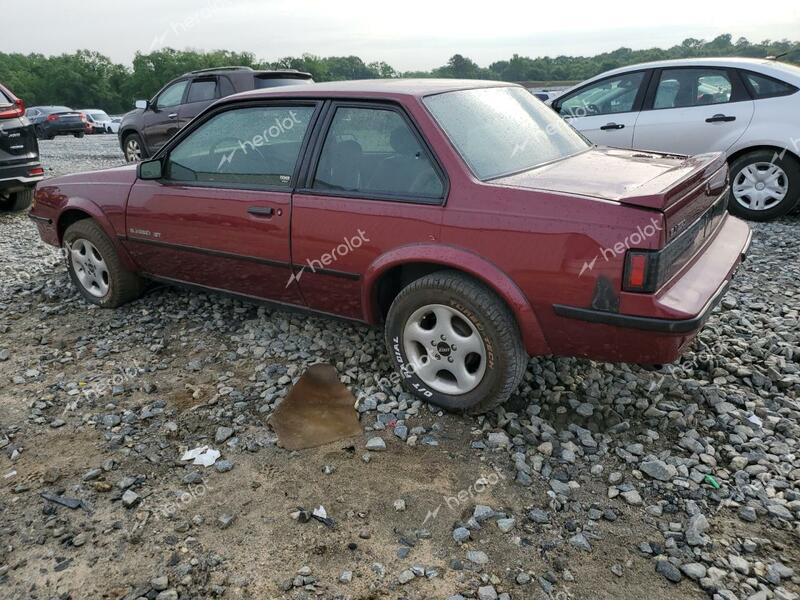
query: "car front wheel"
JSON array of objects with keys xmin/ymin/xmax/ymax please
[
  {"xmin": 64, "ymin": 220, "xmax": 145, "ymax": 308},
  {"xmin": 728, "ymin": 150, "xmax": 800, "ymax": 221},
  {"xmin": 384, "ymin": 270, "xmax": 527, "ymax": 414}
]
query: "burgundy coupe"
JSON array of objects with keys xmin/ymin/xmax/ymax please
[{"xmin": 29, "ymin": 80, "xmax": 751, "ymax": 413}]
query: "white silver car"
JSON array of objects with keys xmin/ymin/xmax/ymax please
[{"xmin": 551, "ymin": 58, "xmax": 800, "ymax": 220}]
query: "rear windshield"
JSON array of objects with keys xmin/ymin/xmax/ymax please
[
  {"xmin": 424, "ymin": 86, "xmax": 589, "ymax": 180},
  {"xmin": 0, "ymin": 88, "xmax": 11, "ymax": 106},
  {"xmin": 46, "ymin": 106, "xmax": 73, "ymax": 113},
  {"xmin": 254, "ymin": 76, "xmax": 313, "ymax": 89}
]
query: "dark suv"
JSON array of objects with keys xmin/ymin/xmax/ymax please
[
  {"xmin": 118, "ymin": 66, "xmax": 313, "ymax": 162},
  {"xmin": 0, "ymin": 83, "xmax": 43, "ymax": 212}
]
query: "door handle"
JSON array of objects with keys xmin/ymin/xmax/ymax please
[
  {"xmin": 248, "ymin": 206, "xmax": 274, "ymax": 217},
  {"xmin": 705, "ymin": 114, "xmax": 736, "ymax": 123},
  {"xmin": 600, "ymin": 122, "xmax": 625, "ymax": 130},
  {"xmin": 168, "ymin": 113, "xmax": 178, "ymax": 120}
]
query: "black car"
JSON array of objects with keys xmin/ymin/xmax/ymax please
[
  {"xmin": 0, "ymin": 83, "xmax": 43, "ymax": 212},
  {"xmin": 118, "ymin": 66, "xmax": 313, "ymax": 162},
  {"xmin": 26, "ymin": 106, "xmax": 86, "ymax": 139}
]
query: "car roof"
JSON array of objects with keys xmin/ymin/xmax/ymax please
[
  {"xmin": 568, "ymin": 57, "xmax": 800, "ymax": 90},
  {"xmin": 225, "ymin": 78, "xmax": 519, "ymax": 102}
]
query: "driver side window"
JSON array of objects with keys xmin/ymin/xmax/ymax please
[
  {"xmin": 156, "ymin": 80, "xmax": 188, "ymax": 110},
  {"xmin": 559, "ymin": 72, "xmax": 645, "ymax": 117},
  {"xmin": 166, "ymin": 105, "xmax": 315, "ymax": 188}
]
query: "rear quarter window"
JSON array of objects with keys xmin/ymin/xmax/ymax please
[
  {"xmin": 743, "ymin": 71, "xmax": 798, "ymax": 99},
  {"xmin": 0, "ymin": 88, "xmax": 11, "ymax": 106}
]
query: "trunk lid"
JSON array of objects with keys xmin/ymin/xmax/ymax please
[{"xmin": 493, "ymin": 147, "xmax": 728, "ymax": 244}]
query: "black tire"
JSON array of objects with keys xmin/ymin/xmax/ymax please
[
  {"xmin": 0, "ymin": 188, "xmax": 33, "ymax": 213},
  {"xmin": 123, "ymin": 132, "xmax": 147, "ymax": 163},
  {"xmin": 727, "ymin": 150, "xmax": 800, "ymax": 221},
  {"xmin": 74, "ymin": 132, "xmax": 85, "ymax": 138},
  {"xmin": 34, "ymin": 125, "xmax": 46, "ymax": 139},
  {"xmin": 384, "ymin": 270, "xmax": 527, "ymax": 415},
  {"xmin": 63, "ymin": 220, "xmax": 145, "ymax": 308}
]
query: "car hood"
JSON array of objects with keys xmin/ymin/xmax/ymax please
[
  {"xmin": 492, "ymin": 147, "xmax": 726, "ymax": 211},
  {"xmin": 45, "ymin": 164, "xmax": 138, "ymax": 186}
]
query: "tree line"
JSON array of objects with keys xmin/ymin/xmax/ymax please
[{"xmin": 1, "ymin": 34, "xmax": 797, "ymax": 114}]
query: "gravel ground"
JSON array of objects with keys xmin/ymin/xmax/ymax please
[{"xmin": 0, "ymin": 135, "xmax": 798, "ymax": 600}]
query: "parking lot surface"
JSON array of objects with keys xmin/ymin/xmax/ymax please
[{"xmin": 0, "ymin": 136, "xmax": 798, "ymax": 599}]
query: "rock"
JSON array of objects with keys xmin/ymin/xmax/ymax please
[
  {"xmin": 569, "ymin": 533, "xmax": 591, "ymax": 551},
  {"xmin": 151, "ymin": 576, "xmax": 169, "ymax": 591},
  {"xmin": 497, "ymin": 517, "xmax": 516, "ymax": 533},
  {"xmin": 621, "ymin": 490, "xmax": 643, "ymax": 506},
  {"xmin": 393, "ymin": 499, "xmax": 406, "ymax": 512},
  {"xmin": 640, "ymin": 459, "xmax": 676, "ymax": 482},
  {"xmin": 685, "ymin": 513, "xmax": 709, "ymax": 546},
  {"xmin": 453, "ymin": 527, "xmax": 470, "ymax": 543},
  {"xmin": 365, "ymin": 437, "xmax": 386, "ymax": 451},
  {"xmin": 398, "ymin": 569, "xmax": 415, "ymax": 584},
  {"xmin": 339, "ymin": 570, "xmax": 352, "ymax": 583},
  {"xmin": 681, "ymin": 563, "xmax": 707, "ymax": 580},
  {"xmin": 528, "ymin": 508, "xmax": 550, "ymax": 524},
  {"xmin": 477, "ymin": 585, "xmax": 498, "ymax": 600},
  {"xmin": 218, "ymin": 514, "xmax": 236, "ymax": 529},
  {"xmin": 121, "ymin": 490, "xmax": 139, "ymax": 508},
  {"xmin": 466, "ymin": 550, "xmax": 489, "ymax": 565},
  {"xmin": 656, "ymin": 559, "xmax": 682, "ymax": 583},
  {"xmin": 215, "ymin": 426, "xmax": 234, "ymax": 443}
]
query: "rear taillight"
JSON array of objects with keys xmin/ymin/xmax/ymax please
[
  {"xmin": 0, "ymin": 98, "xmax": 25, "ymax": 119},
  {"xmin": 623, "ymin": 250, "xmax": 658, "ymax": 293},
  {"xmin": 28, "ymin": 167, "xmax": 45, "ymax": 177},
  {"xmin": 47, "ymin": 113, "xmax": 60, "ymax": 121}
]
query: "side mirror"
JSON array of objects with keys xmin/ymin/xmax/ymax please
[
  {"xmin": 138, "ymin": 159, "xmax": 163, "ymax": 180},
  {"xmin": 135, "ymin": 99, "xmax": 149, "ymax": 110}
]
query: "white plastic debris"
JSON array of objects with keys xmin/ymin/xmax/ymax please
[
  {"xmin": 180, "ymin": 445, "xmax": 220, "ymax": 467},
  {"xmin": 313, "ymin": 506, "xmax": 328, "ymax": 520},
  {"xmin": 4, "ymin": 470, "xmax": 16, "ymax": 479}
]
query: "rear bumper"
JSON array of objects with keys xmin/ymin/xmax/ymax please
[
  {"xmin": 0, "ymin": 161, "xmax": 44, "ymax": 190},
  {"xmin": 42, "ymin": 123, "xmax": 84, "ymax": 135},
  {"xmin": 549, "ymin": 215, "xmax": 751, "ymax": 363}
]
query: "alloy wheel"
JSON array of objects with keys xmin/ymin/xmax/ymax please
[
  {"xmin": 125, "ymin": 138, "xmax": 142, "ymax": 162},
  {"xmin": 402, "ymin": 303, "xmax": 487, "ymax": 395},
  {"xmin": 732, "ymin": 162, "xmax": 789, "ymax": 211},
  {"xmin": 69, "ymin": 238, "xmax": 109, "ymax": 298}
]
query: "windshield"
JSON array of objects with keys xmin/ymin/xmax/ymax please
[
  {"xmin": 424, "ymin": 86, "xmax": 589, "ymax": 180},
  {"xmin": 89, "ymin": 111, "xmax": 109, "ymax": 120}
]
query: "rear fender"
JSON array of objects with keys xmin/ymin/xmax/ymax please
[{"xmin": 363, "ymin": 244, "xmax": 550, "ymax": 356}]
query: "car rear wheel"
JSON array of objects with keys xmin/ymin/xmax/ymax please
[
  {"xmin": 384, "ymin": 270, "xmax": 527, "ymax": 414},
  {"xmin": 123, "ymin": 133, "xmax": 146, "ymax": 163},
  {"xmin": 64, "ymin": 220, "xmax": 145, "ymax": 308},
  {"xmin": 728, "ymin": 150, "xmax": 800, "ymax": 221},
  {"xmin": 73, "ymin": 132, "xmax": 85, "ymax": 138},
  {"xmin": 0, "ymin": 188, "xmax": 33, "ymax": 213}
]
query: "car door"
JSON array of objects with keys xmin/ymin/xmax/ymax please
[
  {"xmin": 124, "ymin": 101, "xmax": 320, "ymax": 304},
  {"xmin": 141, "ymin": 79, "xmax": 189, "ymax": 153},
  {"xmin": 553, "ymin": 70, "xmax": 650, "ymax": 148},
  {"xmin": 632, "ymin": 67, "xmax": 754, "ymax": 156},
  {"xmin": 291, "ymin": 102, "xmax": 447, "ymax": 320},
  {"xmin": 178, "ymin": 77, "xmax": 219, "ymax": 128}
]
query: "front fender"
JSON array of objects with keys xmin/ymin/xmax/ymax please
[
  {"xmin": 54, "ymin": 195, "xmax": 138, "ymax": 272},
  {"xmin": 362, "ymin": 243, "xmax": 550, "ymax": 356}
]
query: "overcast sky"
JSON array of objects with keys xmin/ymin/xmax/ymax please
[{"xmin": 3, "ymin": 0, "xmax": 799, "ymax": 71}]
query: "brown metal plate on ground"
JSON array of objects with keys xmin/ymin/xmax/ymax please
[{"xmin": 269, "ymin": 363, "xmax": 362, "ymax": 450}]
